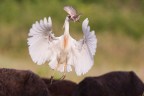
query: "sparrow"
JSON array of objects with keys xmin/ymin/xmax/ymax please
[{"xmin": 64, "ymin": 6, "xmax": 81, "ymax": 22}]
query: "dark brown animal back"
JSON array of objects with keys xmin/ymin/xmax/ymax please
[
  {"xmin": 73, "ymin": 71, "xmax": 144, "ymax": 96},
  {"xmin": 0, "ymin": 68, "xmax": 50, "ymax": 96},
  {"xmin": 42, "ymin": 78, "xmax": 77, "ymax": 96}
]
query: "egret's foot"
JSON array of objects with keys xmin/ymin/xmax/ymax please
[
  {"xmin": 59, "ymin": 74, "xmax": 66, "ymax": 80},
  {"xmin": 50, "ymin": 76, "xmax": 54, "ymax": 85}
]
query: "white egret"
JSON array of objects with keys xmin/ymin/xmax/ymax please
[{"xmin": 27, "ymin": 8, "xmax": 97, "ymax": 79}]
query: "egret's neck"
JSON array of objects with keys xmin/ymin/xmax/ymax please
[{"xmin": 64, "ymin": 17, "xmax": 69, "ymax": 35}]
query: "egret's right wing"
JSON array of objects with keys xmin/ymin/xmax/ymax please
[
  {"xmin": 69, "ymin": 18, "xmax": 97, "ymax": 76},
  {"xmin": 28, "ymin": 17, "xmax": 61, "ymax": 65}
]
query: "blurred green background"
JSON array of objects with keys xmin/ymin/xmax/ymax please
[{"xmin": 0, "ymin": 0, "xmax": 144, "ymax": 82}]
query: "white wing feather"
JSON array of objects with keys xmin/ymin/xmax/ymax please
[
  {"xmin": 70, "ymin": 18, "xmax": 97, "ymax": 76},
  {"xmin": 82, "ymin": 18, "xmax": 97, "ymax": 56},
  {"xmin": 27, "ymin": 17, "xmax": 60, "ymax": 65}
]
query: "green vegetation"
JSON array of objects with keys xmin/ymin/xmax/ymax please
[
  {"xmin": 0, "ymin": 0, "xmax": 144, "ymax": 53},
  {"xmin": 0, "ymin": 0, "xmax": 144, "ymax": 82}
]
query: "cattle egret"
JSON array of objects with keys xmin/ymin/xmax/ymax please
[{"xmin": 27, "ymin": 7, "xmax": 97, "ymax": 79}]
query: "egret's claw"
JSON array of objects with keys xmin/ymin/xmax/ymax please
[{"xmin": 50, "ymin": 76, "xmax": 54, "ymax": 85}]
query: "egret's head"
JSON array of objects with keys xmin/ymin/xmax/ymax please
[
  {"xmin": 67, "ymin": 14, "xmax": 81, "ymax": 22},
  {"xmin": 65, "ymin": 16, "xmax": 70, "ymax": 22},
  {"xmin": 67, "ymin": 15, "xmax": 71, "ymax": 20}
]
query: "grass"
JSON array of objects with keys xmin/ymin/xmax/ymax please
[{"xmin": 0, "ymin": 1, "xmax": 143, "ymax": 53}]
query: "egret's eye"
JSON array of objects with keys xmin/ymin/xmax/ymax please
[{"xmin": 68, "ymin": 15, "xmax": 71, "ymax": 19}]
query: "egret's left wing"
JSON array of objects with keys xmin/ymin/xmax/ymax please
[
  {"xmin": 27, "ymin": 17, "xmax": 61, "ymax": 65},
  {"xmin": 69, "ymin": 18, "xmax": 97, "ymax": 76}
]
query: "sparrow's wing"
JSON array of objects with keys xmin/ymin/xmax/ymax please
[{"xmin": 64, "ymin": 6, "xmax": 77, "ymax": 16}]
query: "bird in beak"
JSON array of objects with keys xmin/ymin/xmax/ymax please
[{"xmin": 64, "ymin": 6, "xmax": 81, "ymax": 22}]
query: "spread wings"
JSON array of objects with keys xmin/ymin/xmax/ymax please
[
  {"xmin": 27, "ymin": 17, "xmax": 97, "ymax": 76},
  {"xmin": 69, "ymin": 18, "xmax": 97, "ymax": 76},
  {"xmin": 27, "ymin": 17, "xmax": 61, "ymax": 65}
]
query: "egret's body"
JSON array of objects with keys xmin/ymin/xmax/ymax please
[{"xmin": 28, "ymin": 16, "xmax": 97, "ymax": 76}]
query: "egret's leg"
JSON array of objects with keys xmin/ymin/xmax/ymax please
[
  {"xmin": 50, "ymin": 64, "xmax": 60, "ymax": 84},
  {"xmin": 60, "ymin": 64, "xmax": 67, "ymax": 80},
  {"xmin": 50, "ymin": 70, "xmax": 55, "ymax": 85},
  {"xmin": 60, "ymin": 57, "xmax": 68, "ymax": 80}
]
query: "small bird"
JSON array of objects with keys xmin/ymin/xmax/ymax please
[
  {"xmin": 64, "ymin": 6, "xmax": 81, "ymax": 22},
  {"xmin": 27, "ymin": 7, "xmax": 97, "ymax": 79}
]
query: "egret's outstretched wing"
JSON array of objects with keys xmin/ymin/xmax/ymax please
[
  {"xmin": 27, "ymin": 17, "xmax": 61, "ymax": 65},
  {"xmin": 70, "ymin": 18, "xmax": 97, "ymax": 76},
  {"xmin": 81, "ymin": 18, "xmax": 97, "ymax": 56},
  {"xmin": 64, "ymin": 6, "xmax": 77, "ymax": 16}
]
